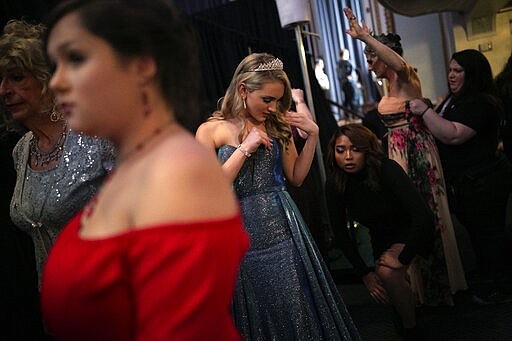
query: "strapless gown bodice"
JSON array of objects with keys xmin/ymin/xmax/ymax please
[{"xmin": 219, "ymin": 143, "xmax": 285, "ymax": 196}]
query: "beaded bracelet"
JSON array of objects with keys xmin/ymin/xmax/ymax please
[{"xmin": 236, "ymin": 144, "xmax": 251, "ymax": 158}]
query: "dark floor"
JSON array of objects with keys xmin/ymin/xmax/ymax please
[
  {"xmin": 330, "ymin": 198, "xmax": 512, "ymax": 340},
  {"xmin": 335, "ymin": 280, "xmax": 512, "ymax": 341}
]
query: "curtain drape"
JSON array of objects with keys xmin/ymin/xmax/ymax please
[
  {"xmin": 310, "ymin": 0, "xmax": 381, "ymax": 114},
  {"xmin": 185, "ymin": 0, "xmax": 337, "ymax": 150}
]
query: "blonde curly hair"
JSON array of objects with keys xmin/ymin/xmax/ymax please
[{"xmin": 0, "ymin": 20, "xmax": 54, "ymax": 113}]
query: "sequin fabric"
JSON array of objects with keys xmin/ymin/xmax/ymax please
[
  {"xmin": 10, "ymin": 129, "xmax": 115, "ymax": 286},
  {"xmin": 218, "ymin": 142, "xmax": 361, "ymax": 341}
]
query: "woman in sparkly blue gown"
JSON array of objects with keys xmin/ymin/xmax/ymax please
[{"xmin": 196, "ymin": 53, "xmax": 360, "ymax": 340}]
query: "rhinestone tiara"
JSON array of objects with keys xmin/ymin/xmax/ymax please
[{"xmin": 249, "ymin": 58, "xmax": 284, "ymax": 72}]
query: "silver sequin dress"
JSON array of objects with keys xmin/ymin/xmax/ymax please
[
  {"xmin": 218, "ymin": 141, "xmax": 361, "ymax": 341},
  {"xmin": 10, "ymin": 129, "xmax": 115, "ymax": 286}
]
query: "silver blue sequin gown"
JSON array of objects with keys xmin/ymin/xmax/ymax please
[{"xmin": 218, "ymin": 141, "xmax": 360, "ymax": 341}]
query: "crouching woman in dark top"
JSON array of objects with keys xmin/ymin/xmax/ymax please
[{"xmin": 325, "ymin": 124, "xmax": 435, "ymax": 339}]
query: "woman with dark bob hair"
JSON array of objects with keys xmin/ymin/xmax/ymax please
[
  {"xmin": 325, "ymin": 123, "xmax": 435, "ymax": 339},
  {"xmin": 409, "ymin": 49, "xmax": 512, "ymax": 305}
]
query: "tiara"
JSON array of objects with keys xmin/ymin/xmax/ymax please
[{"xmin": 249, "ymin": 58, "xmax": 284, "ymax": 72}]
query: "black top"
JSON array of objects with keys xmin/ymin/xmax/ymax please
[
  {"xmin": 0, "ymin": 130, "xmax": 45, "ymax": 339},
  {"xmin": 435, "ymin": 94, "xmax": 500, "ymax": 181},
  {"xmin": 326, "ymin": 158, "xmax": 435, "ymax": 277},
  {"xmin": 498, "ymin": 93, "xmax": 512, "ymax": 161}
]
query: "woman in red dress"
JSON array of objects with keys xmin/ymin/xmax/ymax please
[{"xmin": 41, "ymin": 0, "xmax": 249, "ymax": 340}]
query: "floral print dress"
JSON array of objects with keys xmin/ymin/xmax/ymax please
[{"xmin": 378, "ymin": 96, "xmax": 467, "ymax": 306}]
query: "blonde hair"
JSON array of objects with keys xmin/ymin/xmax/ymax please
[
  {"xmin": 0, "ymin": 20, "xmax": 54, "ymax": 113},
  {"xmin": 211, "ymin": 53, "xmax": 292, "ymax": 149}
]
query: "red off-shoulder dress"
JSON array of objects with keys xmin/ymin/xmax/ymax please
[{"xmin": 41, "ymin": 212, "xmax": 249, "ymax": 340}]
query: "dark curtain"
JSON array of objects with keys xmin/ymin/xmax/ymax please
[
  {"xmin": 0, "ymin": 0, "xmax": 61, "ymax": 28},
  {"xmin": 1, "ymin": 0, "xmax": 337, "ymax": 146},
  {"xmin": 186, "ymin": 0, "xmax": 302, "ymax": 125},
  {"xmin": 181, "ymin": 0, "xmax": 336, "ymax": 253},
  {"xmin": 2, "ymin": 0, "xmax": 337, "ymax": 268},
  {"xmin": 183, "ymin": 0, "xmax": 337, "ymax": 149}
]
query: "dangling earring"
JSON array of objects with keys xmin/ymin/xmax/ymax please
[
  {"xmin": 141, "ymin": 90, "xmax": 151, "ymax": 117},
  {"xmin": 49, "ymin": 110, "xmax": 60, "ymax": 122},
  {"xmin": 243, "ymin": 97, "xmax": 247, "ymax": 110}
]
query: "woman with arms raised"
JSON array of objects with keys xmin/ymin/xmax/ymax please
[{"xmin": 343, "ymin": 7, "xmax": 467, "ymax": 307}]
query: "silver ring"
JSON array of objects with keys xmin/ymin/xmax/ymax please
[{"xmin": 350, "ymin": 16, "xmax": 356, "ymax": 20}]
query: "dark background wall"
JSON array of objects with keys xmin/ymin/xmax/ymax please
[
  {"xmin": 1, "ymin": 0, "xmax": 61, "ymax": 28},
  {"xmin": 1, "ymin": 0, "xmax": 336, "ymax": 148},
  {"xmin": 2, "ymin": 0, "xmax": 336, "ymax": 261}
]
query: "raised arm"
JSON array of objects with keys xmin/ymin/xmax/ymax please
[
  {"xmin": 343, "ymin": 8, "xmax": 407, "ymax": 76},
  {"xmin": 291, "ymin": 88, "xmax": 312, "ymax": 139},
  {"xmin": 282, "ymin": 102, "xmax": 319, "ymax": 187}
]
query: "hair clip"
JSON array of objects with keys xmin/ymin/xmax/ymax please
[{"xmin": 250, "ymin": 58, "xmax": 283, "ymax": 72}]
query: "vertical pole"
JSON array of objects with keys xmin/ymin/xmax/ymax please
[{"xmin": 294, "ymin": 24, "xmax": 326, "ymax": 185}]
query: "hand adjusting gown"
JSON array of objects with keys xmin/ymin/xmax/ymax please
[{"xmin": 218, "ymin": 141, "xmax": 360, "ymax": 341}]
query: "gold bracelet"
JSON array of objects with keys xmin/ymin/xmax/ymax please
[{"xmin": 236, "ymin": 144, "xmax": 251, "ymax": 158}]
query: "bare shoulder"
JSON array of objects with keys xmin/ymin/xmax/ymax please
[
  {"xmin": 136, "ymin": 129, "xmax": 238, "ymax": 224},
  {"xmin": 153, "ymin": 129, "xmax": 226, "ymax": 184},
  {"xmin": 196, "ymin": 117, "xmax": 238, "ymax": 145},
  {"xmin": 196, "ymin": 117, "xmax": 233, "ymax": 136}
]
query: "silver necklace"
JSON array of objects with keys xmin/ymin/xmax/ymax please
[{"xmin": 29, "ymin": 126, "xmax": 67, "ymax": 167}]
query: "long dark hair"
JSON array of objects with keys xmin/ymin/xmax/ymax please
[
  {"xmin": 326, "ymin": 124, "xmax": 385, "ymax": 193},
  {"xmin": 450, "ymin": 49, "xmax": 503, "ymax": 120},
  {"xmin": 44, "ymin": 0, "xmax": 200, "ymax": 130}
]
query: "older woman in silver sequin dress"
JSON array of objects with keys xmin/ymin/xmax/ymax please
[{"xmin": 0, "ymin": 20, "xmax": 115, "ymax": 286}]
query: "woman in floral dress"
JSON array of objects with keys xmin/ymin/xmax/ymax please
[{"xmin": 343, "ymin": 7, "xmax": 467, "ymax": 306}]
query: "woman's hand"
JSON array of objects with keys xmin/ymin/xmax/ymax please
[
  {"xmin": 377, "ymin": 243, "xmax": 405, "ymax": 269},
  {"xmin": 291, "ymin": 88, "xmax": 305, "ymax": 105},
  {"xmin": 241, "ymin": 127, "xmax": 272, "ymax": 152},
  {"xmin": 343, "ymin": 8, "xmax": 371, "ymax": 40},
  {"xmin": 285, "ymin": 110, "xmax": 319, "ymax": 137},
  {"xmin": 362, "ymin": 272, "xmax": 389, "ymax": 303},
  {"xmin": 408, "ymin": 98, "xmax": 431, "ymax": 117}
]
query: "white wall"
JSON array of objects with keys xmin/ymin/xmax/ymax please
[
  {"xmin": 393, "ymin": 13, "xmax": 449, "ymax": 102},
  {"xmin": 452, "ymin": 10, "xmax": 512, "ymax": 76}
]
